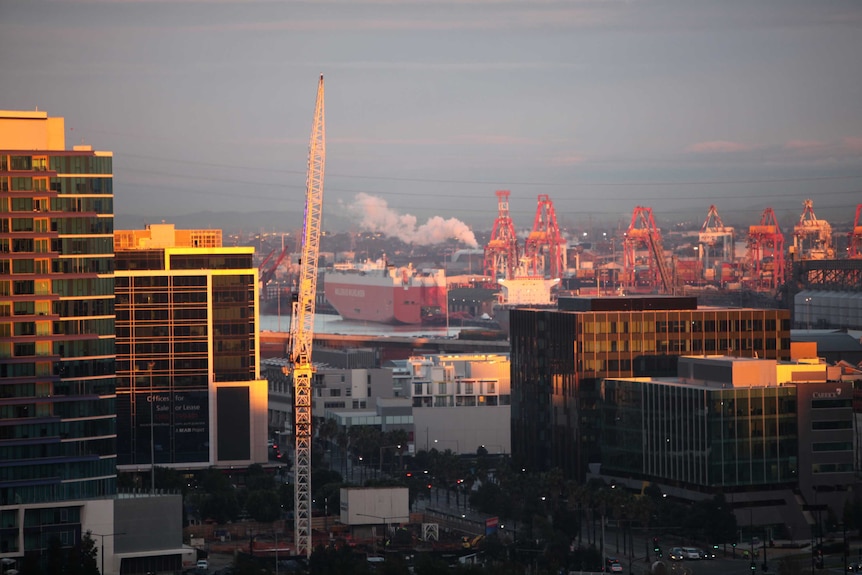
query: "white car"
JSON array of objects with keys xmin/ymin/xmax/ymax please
[
  {"xmin": 196, "ymin": 559, "xmax": 209, "ymax": 570},
  {"xmin": 682, "ymin": 547, "xmax": 701, "ymax": 560}
]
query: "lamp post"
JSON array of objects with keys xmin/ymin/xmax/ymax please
[
  {"xmin": 433, "ymin": 438, "xmax": 460, "ymax": 454},
  {"xmin": 274, "ymin": 528, "xmax": 279, "ymax": 575},
  {"xmin": 147, "ymin": 361, "xmax": 155, "ymax": 494},
  {"xmin": 379, "ymin": 444, "xmax": 401, "ymax": 474},
  {"xmin": 276, "ymin": 279, "xmax": 282, "ymax": 332},
  {"xmin": 91, "ymin": 532, "xmax": 124, "ymax": 575},
  {"xmin": 805, "ymin": 296, "xmax": 813, "ymax": 330}
]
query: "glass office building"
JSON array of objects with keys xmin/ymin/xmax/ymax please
[
  {"xmin": 601, "ymin": 375, "xmax": 798, "ymax": 487},
  {"xmin": 114, "ymin": 224, "xmax": 268, "ymax": 471},
  {"xmin": 0, "ymin": 110, "xmax": 116, "ymax": 555},
  {"xmin": 510, "ymin": 296, "xmax": 791, "ymax": 479}
]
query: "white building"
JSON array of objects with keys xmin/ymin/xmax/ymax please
[{"xmin": 406, "ymin": 354, "xmax": 511, "ymax": 455}]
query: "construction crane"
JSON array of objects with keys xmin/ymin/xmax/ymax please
[
  {"xmin": 744, "ymin": 207, "xmax": 785, "ymax": 291},
  {"xmin": 260, "ymin": 245, "xmax": 289, "ymax": 288},
  {"xmin": 483, "ymin": 190, "xmax": 519, "ymax": 281},
  {"xmin": 850, "ymin": 204, "xmax": 862, "ymax": 259},
  {"xmin": 623, "ymin": 206, "xmax": 672, "ymax": 294},
  {"xmin": 791, "ymin": 199, "xmax": 834, "ymax": 261},
  {"xmin": 524, "ymin": 194, "xmax": 566, "ymax": 279},
  {"xmin": 698, "ymin": 205, "xmax": 734, "ymax": 278},
  {"xmin": 288, "ymin": 74, "xmax": 325, "ymax": 559}
]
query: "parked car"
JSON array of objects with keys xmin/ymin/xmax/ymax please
[
  {"xmin": 196, "ymin": 559, "xmax": 209, "ymax": 570},
  {"xmin": 682, "ymin": 547, "xmax": 701, "ymax": 560},
  {"xmin": 604, "ymin": 557, "xmax": 623, "ymax": 573},
  {"xmin": 668, "ymin": 547, "xmax": 685, "ymax": 561}
]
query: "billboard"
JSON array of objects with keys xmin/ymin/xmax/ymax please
[{"xmin": 339, "ymin": 487, "xmax": 409, "ymax": 526}]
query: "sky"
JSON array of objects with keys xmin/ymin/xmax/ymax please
[{"xmin": 2, "ymin": 0, "xmax": 861, "ymax": 239}]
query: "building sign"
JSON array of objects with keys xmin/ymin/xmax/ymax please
[
  {"xmin": 812, "ymin": 388, "xmax": 842, "ymax": 399},
  {"xmin": 485, "ymin": 516, "xmax": 499, "ymax": 536}
]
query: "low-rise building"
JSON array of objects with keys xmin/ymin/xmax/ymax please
[
  {"xmin": 408, "ymin": 353, "xmax": 511, "ymax": 455},
  {"xmin": 598, "ymin": 354, "xmax": 853, "ymax": 539}
]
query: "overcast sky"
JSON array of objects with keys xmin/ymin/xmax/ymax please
[{"xmin": 2, "ymin": 0, "xmax": 861, "ymax": 236}]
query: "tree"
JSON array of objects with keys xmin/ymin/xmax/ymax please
[
  {"xmin": 245, "ymin": 463, "xmax": 276, "ymax": 492},
  {"xmin": 200, "ymin": 489, "xmax": 240, "ymax": 524},
  {"xmin": 64, "ymin": 531, "xmax": 99, "ymax": 575},
  {"xmin": 245, "ymin": 490, "xmax": 280, "ymax": 523}
]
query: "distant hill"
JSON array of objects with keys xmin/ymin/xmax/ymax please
[{"xmin": 115, "ymin": 210, "xmax": 355, "ymax": 234}]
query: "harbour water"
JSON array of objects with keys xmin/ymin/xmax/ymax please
[{"xmin": 259, "ymin": 313, "xmax": 461, "ymax": 338}]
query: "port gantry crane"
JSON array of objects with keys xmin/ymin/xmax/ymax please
[
  {"xmin": 483, "ymin": 190, "xmax": 519, "ymax": 281},
  {"xmin": 524, "ymin": 194, "xmax": 566, "ymax": 279},
  {"xmin": 698, "ymin": 205, "xmax": 735, "ymax": 273},
  {"xmin": 744, "ymin": 207, "xmax": 785, "ymax": 291},
  {"xmin": 288, "ymin": 74, "xmax": 325, "ymax": 559},
  {"xmin": 623, "ymin": 206, "xmax": 673, "ymax": 294},
  {"xmin": 792, "ymin": 199, "xmax": 834, "ymax": 261},
  {"xmin": 851, "ymin": 204, "xmax": 862, "ymax": 259}
]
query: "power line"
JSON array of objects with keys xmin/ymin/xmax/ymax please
[
  {"xmin": 119, "ymin": 152, "xmax": 862, "ymax": 188},
  {"xmin": 119, "ymin": 166, "xmax": 862, "ymax": 204}
]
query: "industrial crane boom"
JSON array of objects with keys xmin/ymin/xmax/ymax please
[{"xmin": 289, "ymin": 74, "xmax": 325, "ymax": 559}]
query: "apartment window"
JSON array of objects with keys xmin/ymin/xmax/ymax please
[
  {"xmin": 413, "ymin": 383, "xmax": 424, "ymax": 396},
  {"xmin": 487, "ymin": 381, "xmax": 496, "ymax": 394},
  {"xmin": 813, "ymin": 442, "xmax": 852, "ymax": 452},
  {"xmin": 464, "ymin": 382, "xmax": 474, "ymax": 395},
  {"xmin": 437, "ymin": 383, "xmax": 447, "ymax": 395},
  {"xmin": 812, "ymin": 421, "xmax": 852, "ymax": 430}
]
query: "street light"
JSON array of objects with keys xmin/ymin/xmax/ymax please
[
  {"xmin": 433, "ymin": 438, "xmax": 459, "ymax": 454},
  {"xmin": 91, "ymin": 531, "xmax": 125, "ymax": 575},
  {"xmin": 805, "ymin": 296, "xmax": 813, "ymax": 330}
]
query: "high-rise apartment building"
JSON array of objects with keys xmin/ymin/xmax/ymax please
[
  {"xmin": 510, "ymin": 296, "xmax": 791, "ymax": 480},
  {"xmin": 0, "ymin": 110, "xmax": 116, "ymax": 557},
  {"xmin": 114, "ymin": 224, "xmax": 268, "ymax": 472}
]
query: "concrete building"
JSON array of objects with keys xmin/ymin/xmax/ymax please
[
  {"xmin": 114, "ymin": 223, "xmax": 268, "ymax": 472},
  {"xmin": 0, "ymin": 111, "xmax": 117, "ymax": 564},
  {"xmin": 510, "ymin": 296, "xmax": 791, "ymax": 479},
  {"xmin": 597, "ymin": 355, "xmax": 853, "ymax": 539},
  {"xmin": 406, "ymin": 353, "xmax": 511, "ymax": 455}
]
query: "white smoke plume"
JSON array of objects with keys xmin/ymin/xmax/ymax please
[{"xmin": 350, "ymin": 193, "xmax": 478, "ymax": 248}]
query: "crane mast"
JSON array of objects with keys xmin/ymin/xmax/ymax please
[{"xmin": 290, "ymin": 74, "xmax": 325, "ymax": 559}]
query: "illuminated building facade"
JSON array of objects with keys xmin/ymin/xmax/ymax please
[
  {"xmin": 599, "ymin": 356, "xmax": 853, "ymax": 538},
  {"xmin": 0, "ymin": 110, "xmax": 116, "ymax": 559},
  {"xmin": 114, "ymin": 224, "xmax": 267, "ymax": 471},
  {"xmin": 510, "ymin": 296, "xmax": 791, "ymax": 480}
]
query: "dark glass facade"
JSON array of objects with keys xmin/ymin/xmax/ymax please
[
  {"xmin": 0, "ymin": 146, "xmax": 116, "ymax": 552},
  {"xmin": 601, "ymin": 378, "xmax": 798, "ymax": 488},
  {"xmin": 510, "ymin": 298, "xmax": 791, "ymax": 479},
  {"xmin": 115, "ymin": 248, "xmax": 257, "ymax": 467}
]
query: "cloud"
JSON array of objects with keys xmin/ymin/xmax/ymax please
[
  {"xmin": 549, "ymin": 154, "xmax": 586, "ymax": 166},
  {"xmin": 685, "ymin": 140, "xmax": 753, "ymax": 154},
  {"xmin": 680, "ymin": 136, "xmax": 862, "ymax": 166},
  {"xmin": 842, "ymin": 137, "xmax": 862, "ymax": 153},
  {"xmin": 784, "ymin": 139, "xmax": 826, "ymax": 151}
]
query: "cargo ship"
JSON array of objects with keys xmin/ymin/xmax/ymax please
[{"xmin": 323, "ymin": 260, "xmax": 447, "ymax": 325}]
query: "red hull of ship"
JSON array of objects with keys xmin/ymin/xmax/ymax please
[{"xmin": 324, "ymin": 273, "xmax": 447, "ymax": 325}]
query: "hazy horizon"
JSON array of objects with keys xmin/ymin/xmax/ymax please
[{"xmin": 3, "ymin": 0, "xmax": 861, "ymax": 239}]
